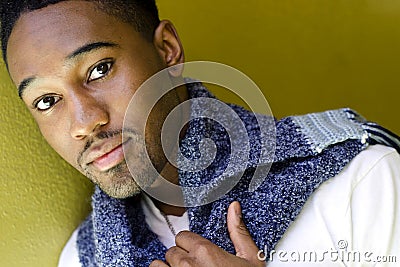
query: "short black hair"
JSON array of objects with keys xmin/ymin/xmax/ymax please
[{"xmin": 0, "ymin": 0, "xmax": 160, "ymax": 66}]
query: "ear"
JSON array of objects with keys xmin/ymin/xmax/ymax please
[{"xmin": 153, "ymin": 20, "xmax": 185, "ymax": 77}]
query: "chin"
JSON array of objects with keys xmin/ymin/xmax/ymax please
[
  {"xmin": 81, "ymin": 166, "xmax": 126, "ymax": 196},
  {"xmin": 89, "ymin": 161, "xmax": 157, "ymax": 199},
  {"xmin": 102, "ymin": 183, "xmax": 142, "ymax": 199},
  {"xmin": 97, "ymin": 173, "xmax": 143, "ymax": 199}
]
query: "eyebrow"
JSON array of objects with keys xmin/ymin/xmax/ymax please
[
  {"xmin": 17, "ymin": 41, "xmax": 119, "ymax": 98},
  {"xmin": 18, "ymin": 77, "xmax": 35, "ymax": 98},
  {"xmin": 66, "ymin": 41, "xmax": 119, "ymax": 60}
]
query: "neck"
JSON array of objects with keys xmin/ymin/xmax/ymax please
[
  {"xmin": 151, "ymin": 156, "xmax": 187, "ymax": 216},
  {"xmin": 150, "ymin": 83, "xmax": 189, "ymax": 216},
  {"xmin": 153, "ymin": 198, "xmax": 186, "ymax": 216}
]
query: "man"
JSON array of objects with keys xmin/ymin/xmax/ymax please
[{"xmin": 1, "ymin": 1, "xmax": 399, "ymax": 266}]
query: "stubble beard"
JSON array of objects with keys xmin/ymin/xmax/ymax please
[
  {"xmin": 80, "ymin": 132, "xmax": 160, "ymax": 199},
  {"xmin": 83, "ymin": 160, "xmax": 141, "ymax": 199}
]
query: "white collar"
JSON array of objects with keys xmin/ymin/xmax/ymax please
[{"xmin": 140, "ymin": 193, "xmax": 190, "ymax": 248}]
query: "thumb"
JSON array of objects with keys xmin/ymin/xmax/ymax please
[{"xmin": 227, "ymin": 201, "xmax": 263, "ymax": 264}]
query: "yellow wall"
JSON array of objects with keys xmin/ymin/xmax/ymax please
[
  {"xmin": 158, "ymin": 0, "xmax": 400, "ymax": 134},
  {"xmin": 1, "ymin": 1, "xmax": 399, "ymax": 266}
]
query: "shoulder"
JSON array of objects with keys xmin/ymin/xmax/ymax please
[
  {"xmin": 341, "ymin": 144, "xmax": 399, "ymax": 181},
  {"xmin": 272, "ymin": 144, "xmax": 400, "ymax": 264},
  {"xmin": 304, "ymin": 144, "xmax": 399, "ymax": 213}
]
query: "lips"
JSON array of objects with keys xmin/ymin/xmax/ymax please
[
  {"xmin": 84, "ymin": 138, "xmax": 130, "ymax": 172},
  {"xmin": 91, "ymin": 144, "xmax": 124, "ymax": 172}
]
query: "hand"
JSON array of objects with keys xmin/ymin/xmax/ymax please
[{"xmin": 149, "ymin": 201, "xmax": 265, "ymax": 267}]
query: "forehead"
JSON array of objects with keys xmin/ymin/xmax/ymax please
[{"xmin": 7, "ymin": 1, "xmax": 138, "ymax": 83}]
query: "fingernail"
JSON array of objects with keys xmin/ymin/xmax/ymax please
[{"xmin": 234, "ymin": 202, "xmax": 242, "ymax": 222}]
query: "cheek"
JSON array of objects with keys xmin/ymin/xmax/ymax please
[
  {"xmin": 105, "ymin": 88, "xmax": 134, "ymax": 126},
  {"xmin": 103, "ymin": 74, "xmax": 144, "ymax": 124}
]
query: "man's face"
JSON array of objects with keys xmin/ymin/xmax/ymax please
[{"xmin": 6, "ymin": 1, "xmax": 181, "ymax": 198}]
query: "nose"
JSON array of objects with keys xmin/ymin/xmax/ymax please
[{"xmin": 68, "ymin": 90, "xmax": 109, "ymax": 140}]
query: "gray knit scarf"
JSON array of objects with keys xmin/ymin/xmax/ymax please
[{"xmin": 76, "ymin": 81, "xmax": 400, "ymax": 266}]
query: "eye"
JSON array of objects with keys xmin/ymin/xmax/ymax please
[
  {"xmin": 88, "ymin": 61, "xmax": 113, "ymax": 82},
  {"xmin": 34, "ymin": 95, "xmax": 62, "ymax": 111}
]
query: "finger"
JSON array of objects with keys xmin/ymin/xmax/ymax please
[
  {"xmin": 149, "ymin": 259, "xmax": 169, "ymax": 267},
  {"xmin": 165, "ymin": 245, "xmax": 191, "ymax": 266},
  {"xmin": 175, "ymin": 230, "xmax": 214, "ymax": 252},
  {"xmin": 227, "ymin": 201, "xmax": 263, "ymax": 263}
]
